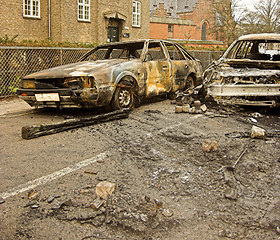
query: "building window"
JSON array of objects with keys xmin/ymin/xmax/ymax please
[
  {"xmin": 168, "ymin": 24, "xmax": 173, "ymax": 38},
  {"xmin": 132, "ymin": 1, "xmax": 141, "ymax": 27},
  {"xmin": 201, "ymin": 22, "xmax": 207, "ymax": 40},
  {"xmin": 78, "ymin": 0, "xmax": 90, "ymax": 22},
  {"xmin": 168, "ymin": 24, "xmax": 173, "ymax": 32},
  {"xmin": 23, "ymin": 0, "xmax": 40, "ymax": 18}
]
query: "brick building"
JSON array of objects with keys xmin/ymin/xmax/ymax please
[
  {"xmin": 150, "ymin": 0, "xmax": 218, "ymax": 42},
  {"xmin": 0, "ymin": 0, "xmax": 150, "ymax": 44}
]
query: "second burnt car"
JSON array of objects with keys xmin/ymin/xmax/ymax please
[
  {"xmin": 17, "ymin": 40, "xmax": 203, "ymax": 109},
  {"xmin": 203, "ymin": 33, "xmax": 280, "ymax": 107}
]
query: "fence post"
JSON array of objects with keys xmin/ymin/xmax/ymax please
[{"xmin": 60, "ymin": 48, "xmax": 63, "ymax": 65}]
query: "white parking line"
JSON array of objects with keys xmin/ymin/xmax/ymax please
[{"xmin": 1, "ymin": 152, "xmax": 110, "ymax": 200}]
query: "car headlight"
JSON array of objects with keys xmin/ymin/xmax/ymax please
[
  {"xmin": 22, "ymin": 80, "xmax": 35, "ymax": 89},
  {"xmin": 63, "ymin": 77, "xmax": 96, "ymax": 89}
]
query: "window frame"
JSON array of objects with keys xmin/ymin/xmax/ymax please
[
  {"xmin": 23, "ymin": 0, "xmax": 40, "ymax": 19},
  {"xmin": 145, "ymin": 42, "xmax": 167, "ymax": 61},
  {"xmin": 164, "ymin": 42, "xmax": 185, "ymax": 60},
  {"xmin": 132, "ymin": 0, "xmax": 141, "ymax": 28},
  {"xmin": 77, "ymin": 0, "xmax": 90, "ymax": 22},
  {"xmin": 168, "ymin": 25, "xmax": 174, "ymax": 33}
]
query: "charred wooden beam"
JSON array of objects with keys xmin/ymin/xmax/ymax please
[{"xmin": 22, "ymin": 109, "xmax": 131, "ymax": 140}]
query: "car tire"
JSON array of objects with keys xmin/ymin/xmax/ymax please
[
  {"xmin": 185, "ymin": 75, "xmax": 195, "ymax": 90},
  {"xmin": 111, "ymin": 86, "xmax": 134, "ymax": 110}
]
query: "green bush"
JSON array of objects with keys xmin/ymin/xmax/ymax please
[{"xmin": 0, "ymin": 35, "xmax": 97, "ymax": 48}]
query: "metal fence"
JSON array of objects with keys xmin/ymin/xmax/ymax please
[
  {"xmin": 189, "ymin": 50, "xmax": 223, "ymax": 70},
  {"xmin": 0, "ymin": 46, "xmax": 89, "ymax": 98},
  {"xmin": 0, "ymin": 46, "xmax": 223, "ymax": 98}
]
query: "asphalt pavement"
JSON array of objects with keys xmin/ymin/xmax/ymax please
[{"xmin": 0, "ymin": 97, "xmax": 32, "ymax": 116}]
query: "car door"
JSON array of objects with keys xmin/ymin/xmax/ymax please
[
  {"xmin": 164, "ymin": 42, "xmax": 191, "ymax": 92},
  {"xmin": 142, "ymin": 41, "xmax": 172, "ymax": 97}
]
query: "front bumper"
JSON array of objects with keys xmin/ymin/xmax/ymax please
[
  {"xmin": 17, "ymin": 88, "xmax": 99, "ymax": 108},
  {"xmin": 207, "ymin": 84, "xmax": 280, "ymax": 107}
]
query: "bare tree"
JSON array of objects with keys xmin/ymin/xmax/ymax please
[
  {"xmin": 256, "ymin": 0, "xmax": 280, "ymax": 32},
  {"xmin": 210, "ymin": 0, "xmax": 240, "ymax": 46},
  {"xmin": 241, "ymin": 0, "xmax": 280, "ymax": 33}
]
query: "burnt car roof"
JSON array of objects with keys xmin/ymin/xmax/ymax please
[
  {"xmin": 95, "ymin": 39, "xmax": 179, "ymax": 48},
  {"xmin": 238, "ymin": 33, "xmax": 280, "ymax": 41}
]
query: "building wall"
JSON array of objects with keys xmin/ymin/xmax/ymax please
[
  {"xmin": 0, "ymin": 0, "xmax": 49, "ymax": 41},
  {"xmin": 150, "ymin": 0, "xmax": 216, "ymax": 42},
  {"xmin": 178, "ymin": 0, "xmax": 215, "ymax": 41},
  {"xmin": 0, "ymin": 0, "xmax": 149, "ymax": 44},
  {"xmin": 95, "ymin": 0, "xmax": 150, "ymax": 43},
  {"xmin": 150, "ymin": 23, "xmax": 169, "ymax": 39},
  {"xmin": 51, "ymin": 0, "xmax": 98, "ymax": 43}
]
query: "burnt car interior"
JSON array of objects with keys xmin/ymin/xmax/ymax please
[
  {"xmin": 165, "ymin": 43, "xmax": 187, "ymax": 60},
  {"xmin": 82, "ymin": 42, "xmax": 145, "ymax": 61},
  {"xmin": 227, "ymin": 40, "xmax": 280, "ymax": 62},
  {"xmin": 145, "ymin": 42, "xmax": 167, "ymax": 61},
  {"xmin": 82, "ymin": 41, "xmax": 195, "ymax": 62}
]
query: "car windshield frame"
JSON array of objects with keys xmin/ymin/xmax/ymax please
[
  {"xmin": 224, "ymin": 39, "xmax": 280, "ymax": 61},
  {"xmin": 80, "ymin": 42, "xmax": 146, "ymax": 61}
]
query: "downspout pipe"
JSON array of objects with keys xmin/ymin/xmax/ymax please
[{"xmin": 48, "ymin": 0, "xmax": 51, "ymax": 40}]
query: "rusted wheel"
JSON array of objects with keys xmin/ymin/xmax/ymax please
[
  {"xmin": 185, "ymin": 75, "xmax": 195, "ymax": 90},
  {"xmin": 111, "ymin": 86, "xmax": 134, "ymax": 110}
]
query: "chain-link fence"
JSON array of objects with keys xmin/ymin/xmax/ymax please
[
  {"xmin": 0, "ymin": 46, "xmax": 89, "ymax": 98},
  {"xmin": 188, "ymin": 50, "xmax": 223, "ymax": 70},
  {"xmin": 0, "ymin": 46, "xmax": 223, "ymax": 98}
]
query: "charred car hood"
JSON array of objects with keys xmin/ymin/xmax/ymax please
[
  {"xmin": 204, "ymin": 58, "xmax": 280, "ymax": 84},
  {"xmin": 23, "ymin": 59, "xmax": 129, "ymax": 80}
]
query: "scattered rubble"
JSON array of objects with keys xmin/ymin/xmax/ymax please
[
  {"xmin": 30, "ymin": 204, "xmax": 39, "ymax": 209},
  {"xmin": 202, "ymin": 140, "xmax": 218, "ymax": 153},
  {"xmin": 47, "ymin": 195, "xmax": 61, "ymax": 203},
  {"xmin": 84, "ymin": 170, "xmax": 98, "ymax": 175},
  {"xmin": 91, "ymin": 197, "xmax": 105, "ymax": 210},
  {"xmin": 96, "ymin": 181, "xmax": 116, "ymax": 199},
  {"xmin": 249, "ymin": 117, "xmax": 258, "ymax": 123},
  {"xmin": 251, "ymin": 125, "xmax": 266, "ymax": 139},
  {"xmin": 1, "ymin": 98, "xmax": 280, "ymax": 240},
  {"xmin": 251, "ymin": 112, "xmax": 263, "ymax": 118},
  {"xmin": 161, "ymin": 208, "xmax": 174, "ymax": 217},
  {"xmin": 174, "ymin": 86, "xmax": 208, "ymax": 114},
  {"xmin": 0, "ymin": 197, "xmax": 5, "ymax": 204},
  {"xmin": 27, "ymin": 190, "xmax": 40, "ymax": 201}
]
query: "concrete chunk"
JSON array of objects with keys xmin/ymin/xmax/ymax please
[
  {"xmin": 96, "ymin": 181, "xmax": 116, "ymax": 199},
  {"xmin": 200, "ymin": 104, "xmax": 207, "ymax": 112},
  {"xmin": 175, "ymin": 106, "xmax": 183, "ymax": 113},
  {"xmin": 251, "ymin": 125, "xmax": 266, "ymax": 139},
  {"xmin": 202, "ymin": 140, "xmax": 218, "ymax": 153},
  {"xmin": 194, "ymin": 100, "xmax": 201, "ymax": 110},
  {"xmin": 182, "ymin": 104, "xmax": 191, "ymax": 113}
]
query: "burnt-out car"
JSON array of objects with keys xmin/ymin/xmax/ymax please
[
  {"xmin": 17, "ymin": 40, "xmax": 203, "ymax": 109},
  {"xmin": 203, "ymin": 33, "xmax": 280, "ymax": 107}
]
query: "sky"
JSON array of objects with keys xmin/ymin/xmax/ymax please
[{"xmin": 237, "ymin": 0, "xmax": 259, "ymax": 11}]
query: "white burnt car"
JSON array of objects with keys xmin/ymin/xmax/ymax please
[
  {"xmin": 203, "ymin": 33, "xmax": 280, "ymax": 107},
  {"xmin": 17, "ymin": 40, "xmax": 203, "ymax": 109}
]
